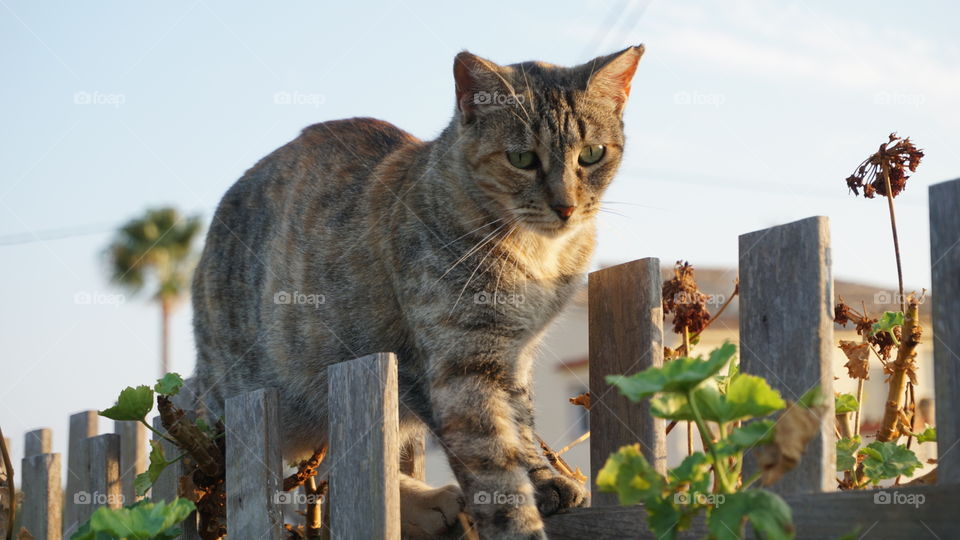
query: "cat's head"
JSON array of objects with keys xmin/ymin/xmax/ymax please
[{"xmin": 450, "ymin": 45, "xmax": 643, "ymax": 237}]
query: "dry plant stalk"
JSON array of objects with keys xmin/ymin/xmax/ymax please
[
  {"xmin": 283, "ymin": 446, "xmax": 328, "ymax": 491},
  {"xmin": 536, "ymin": 435, "xmax": 586, "ymax": 484},
  {"xmin": 157, "ymin": 396, "xmax": 223, "ymax": 477},
  {"xmin": 877, "ymin": 296, "xmax": 922, "ymax": 442},
  {"xmin": 0, "ymin": 425, "xmax": 14, "ymax": 540}
]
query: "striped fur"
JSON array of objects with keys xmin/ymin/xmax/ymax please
[{"xmin": 192, "ymin": 45, "xmax": 643, "ymax": 539}]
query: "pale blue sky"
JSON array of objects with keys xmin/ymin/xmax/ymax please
[{"xmin": 2, "ymin": 0, "xmax": 958, "ymax": 474}]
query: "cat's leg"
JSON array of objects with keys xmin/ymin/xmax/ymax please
[
  {"xmin": 427, "ymin": 351, "xmax": 550, "ymax": 539},
  {"xmin": 508, "ymin": 385, "xmax": 588, "ymax": 515}
]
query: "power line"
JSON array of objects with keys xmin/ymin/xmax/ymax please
[{"xmin": 0, "ymin": 222, "xmax": 118, "ymax": 246}]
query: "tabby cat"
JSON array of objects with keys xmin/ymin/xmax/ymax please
[{"xmin": 192, "ymin": 45, "xmax": 643, "ymax": 539}]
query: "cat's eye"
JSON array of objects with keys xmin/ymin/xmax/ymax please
[
  {"xmin": 578, "ymin": 144, "xmax": 606, "ymax": 166},
  {"xmin": 506, "ymin": 151, "xmax": 539, "ymax": 170}
]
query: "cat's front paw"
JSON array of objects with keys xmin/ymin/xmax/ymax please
[
  {"xmin": 533, "ymin": 475, "xmax": 587, "ymax": 516},
  {"xmin": 401, "ymin": 484, "xmax": 465, "ymax": 538}
]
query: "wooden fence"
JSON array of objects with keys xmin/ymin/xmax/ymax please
[{"xmin": 4, "ymin": 177, "xmax": 960, "ymax": 539}]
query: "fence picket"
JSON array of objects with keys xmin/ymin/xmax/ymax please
[
  {"xmin": 588, "ymin": 258, "xmax": 667, "ymax": 506},
  {"xmin": 115, "ymin": 420, "xmax": 147, "ymax": 505},
  {"xmin": 328, "ymin": 353, "xmax": 401, "ymax": 540},
  {"xmin": 64, "ymin": 410, "xmax": 98, "ymax": 537},
  {"xmin": 20, "ymin": 453, "xmax": 62, "ymax": 540},
  {"xmin": 24, "ymin": 428, "xmax": 52, "ymax": 458},
  {"xmin": 79, "ymin": 433, "xmax": 121, "ymax": 527},
  {"xmin": 225, "ymin": 388, "xmax": 284, "ymax": 540},
  {"xmin": 151, "ymin": 416, "xmax": 201, "ymax": 539},
  {"xmin": 739, "ymin": 216, "xmax": 835, "ymax": 494},
  {"xmin": 929, "ymin": 178, "xmax": 960, "ymax": 485}
]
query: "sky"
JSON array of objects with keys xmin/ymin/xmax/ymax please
[{"xmin": 1, "ymin": 0, "xmax": 958, "ymax": 478}]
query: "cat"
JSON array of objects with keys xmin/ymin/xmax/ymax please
[{"xmin": 192, "ymin": 44, "xmax": 643, "ymax": 539}]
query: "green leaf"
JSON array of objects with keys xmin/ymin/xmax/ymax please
[
  {"xmin": 707, "ymin": 489, "xmax": 794, "ymax": 540},
  {"xmin": 71, "ymin": 498, "xmax": 196, "ymax": 540},
  {"xmin": 871, "ymin": 311, "xmax": 904, "ymax": 345},
  {"xmin": 99, "ymin": 385, "xmax": 154, "ymax": 422},
  {"xmin": 797, "ymin": 385, "xmax": 828, "ymax": 409},
  {"xmin": 836, "ymin": 436, "xmax": 861, "ymax": 472},
  {"xmin": 715, "ymin": 361, "xmax": 740, "ymax": 394},
  {"xmin": 607, "ymin": 342, "xmax": 736, "ymax": 400},
  {"xmin": 154, "ymin": 373, "xmax": 184, "ymax": 396},
  {"xmin": 859, "ymin": 441, "xmax": 922, "ymax": 483},
  {"xmin": 645, "ymin": 496, "xmax": 687, "ymax": 540},
  {"xmin": 596, "ymin": 444, "xmax": 664, "ymax": 505},
  {"xmin": 728, "ymin": 420, "xmax": 776, "ymax": 450},
  {"xmin": 667, "ymin": 452, "xmax": 712, "ymax": 495},
  {"xmin": 834, "ymin": 393, "xmax": 859, "ymax": 414},
  {"xmin": 721, "ymin": 374, "xmax": 786, "ymax": 422},
  {"xmin": 134, "ymin": 440, "xmax": 171, "ymax": 497},
  {"xmin": 914, "ymin": 425, "xmax": 936, "ymax": 444}
]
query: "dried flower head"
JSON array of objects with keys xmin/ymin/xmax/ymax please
[
  {"xmin": 662, "ymin": 261, "xmax": 711, "ymax": 335},
  {"xmin": 845, "ymin": 133, "xmax": 924, "ymax": 199}
]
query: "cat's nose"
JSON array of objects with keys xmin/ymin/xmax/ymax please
[{"xmin": 551, "ymin": 204, "xmax": 576, "ymax": 221}]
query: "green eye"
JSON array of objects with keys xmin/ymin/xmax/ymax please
[
  {"xmin": 506, "ymin": 151, "xmax": 539, "ymax": 170},
  {"xmin": 578, "ymin": 144, "xmax": 606, "ymax": 166}
]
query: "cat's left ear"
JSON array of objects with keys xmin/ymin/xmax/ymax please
[{"xmin": 583, "ymin": 44, "xmax": 645, "ymax": 114}]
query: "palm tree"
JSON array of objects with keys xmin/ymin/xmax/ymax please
[{"xmin": 107, "ymin": 207, "xmax": 203, "ymax": 376}]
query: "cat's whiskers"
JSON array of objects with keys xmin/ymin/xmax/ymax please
[
  {"xmin": 436, "ymin": 216, "xmax": 520, "ymax": 284},
  {"xmin": 438, "ymin": 217, "xmax": 504, "ymax": 251},
  {"xmin": 448, "ymin": 221, "xmax": 520, "ymax": 316}
]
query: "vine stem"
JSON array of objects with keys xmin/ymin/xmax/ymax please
[
  {"xmin": 139, "ymin": 418, "xmax": 180, "ymax": 447},
  {"xmin": 683, "ymin": 326, "xmax": 694, "ymax": 456},
  {"xmin": 880, "ymin": 162, "xmax": 905, "ymax": 313},
  {"xmin": 686, "ymin": 389, "xmax": 733, "ymax": 493}
]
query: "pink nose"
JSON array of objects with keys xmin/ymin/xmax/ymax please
[{"xmin": 551, "ymin": 204, "xmax": 575, "ymax": 220}]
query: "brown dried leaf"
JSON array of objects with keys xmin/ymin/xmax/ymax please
[
  {"xmin": 662, "ymin": 261, "xmax": 711, "ymax": 335},
  {"xmin": 569, "ymin": 392, "xmax": 591, "ymax": 411},
  {"xmin": 757, "ymin": 399, "xmax": 828, "ymax": 486},
  {"xmin": 838, "ymin": 340, "xmax": 870, "ymax": 379}
]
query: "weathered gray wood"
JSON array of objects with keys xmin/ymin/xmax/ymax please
[
  {"xmin": 24, "ymin": 428, "xmax": 52, "ymax": 458},
  {"xmin": 930, "ymin": 178, "xmax": 960, "ymax": 485},
  {"xmin": 588, "ymin": 258, "xmax": 666, "ymax": 506},
  {"xmin": 226, "ymin": 388, "xmax": 284, "ymax": 540},
  {"xmin": 20, "ymin": 453, "xmax": 62, "ymax": 540},
  {"xmin": 75, "ymin": 434, "xmax": 121, "ymax": 527},
  {"xmin": 328, "ymin": 353, "xmax": 401, "ymax": 540},
  {"xmin": 115, "ymin": 420, "xmax": 148, "ymax": 504},
  {"xmin": 64, "ymin": 410, "xmax": 99, "ymax": 536},
  {"xmin": 739, "ymin": 216, "xmax": 834, "ymax": 494},
  {"xmin": 152, "ymin": 416, "xmax": 201, "ymax": 539},
  {"xmin": 544, "ymin": 484, "xmax": 960, "ymax": 539}
]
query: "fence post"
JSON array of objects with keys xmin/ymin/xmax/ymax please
[
  {"xmin": 328, "ymin": 353, "xmax": 401, "ymax": 540},
  {"xmin": 78, "ymin": 433, "xmax": 121, "ymax": 527},
  {"xmin": 225, "ymin": 388, "xmax": 284, "ymax": 540},
  {"xmin": 24, "ymin": 428, "xmax": 52, "ymax": 458},
  {"xmin": 64, "ymin": 410, "xmax": 99, "ymax": 536},
  {"xmin": 152, "ymin": 417, "xmax": 201, "ymax": 539},
  {"xmin": 20, "ymin": 453, "xmax": 62, "ymax": 540},
  {"xmin": 587, "ymin": 258, "xmax": 666, "ymax": 506},
  {"xmin": 739, "ymin": 216, "xmax": 835, "ymax": 494},
  {"xmin": 930, "ymin": 178, "xmax": 960, "ymax": 485},
  {"xmin": 115, "ymin": 420, "xmax": 147, "ymax": 504}
]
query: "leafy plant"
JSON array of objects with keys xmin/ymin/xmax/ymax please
[
  {"xmin": 834, "ymin": 133, "xmax": 933, "ymax": 489},
  {"xmin": 71, "ymin": 498, "xmax": 196, "ymax": 540},
  {"xmin": 598, "ymin": 343, "xmax": 825, "ymax": 539}
]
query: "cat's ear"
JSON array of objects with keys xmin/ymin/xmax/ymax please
[
  {"xmin": 583, "ymin": 44, "xmax": 645, "ymax": 114},
  {"xmin": 453, "ymin": 51, "xmax": 512, "ymax": 124}
]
